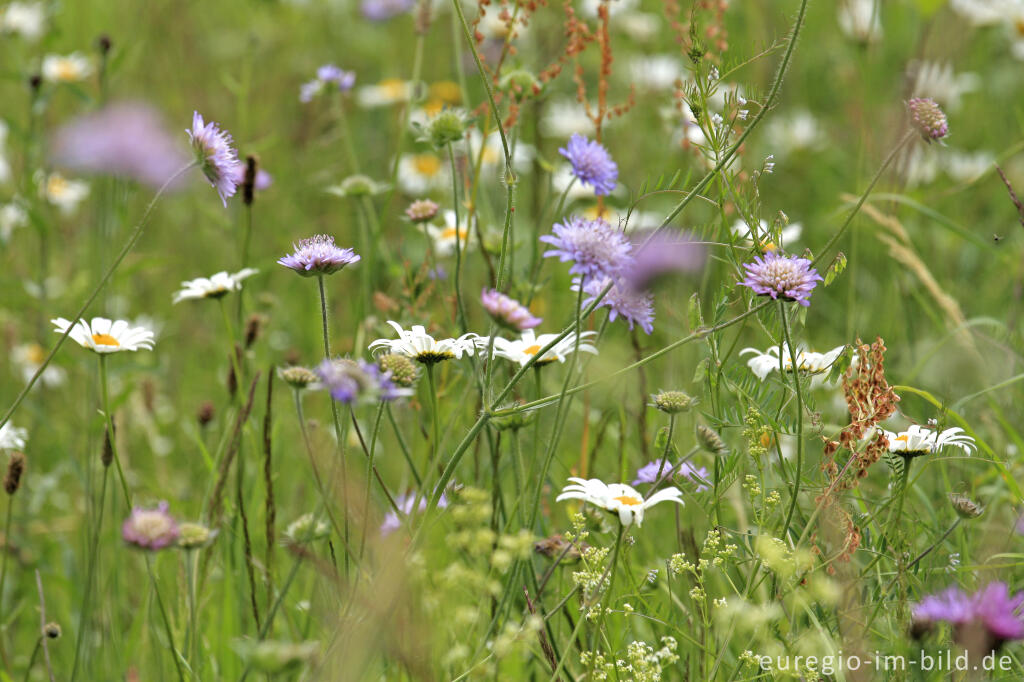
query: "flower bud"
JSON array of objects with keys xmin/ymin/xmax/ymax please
[
  {"xmin": 948, "ymin": 493, "xmax": 983, "ymax": 520},
  {"xmin": 377, "ymin": 354, "xmax": 418, "ymax": 387},
  {"xmin": 907, "ymin": 98, "xmax": 948, "ymax": 142},
  {"xmin": 697, "ymin": 424, "xmax": 727, "ymax": 455},
  {"xmin": 279, "ymin": 366, "xmax": 320, "ymax": 390},
  {"xmin": 404, "ymin": 198, "xmax": 439, "ymax": 223},
  {"xmin": 652, "ymin": 390, "xmax": 693, "ymax": 414}
]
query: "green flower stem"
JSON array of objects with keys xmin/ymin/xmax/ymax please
[
  {"xmin": 0, "ymin": 161, "xmax": 197, "ymax": 433},
  {"xmin": 779, "ymin": 301, "xmax": 805, "ymax": 542},
  {"xmin": 447, "ymin": 143, "xmax": 468, "ymax": 333},
  {"xmin": 144, "ymin": 554, "xmax": 186, "ymax": 682}
]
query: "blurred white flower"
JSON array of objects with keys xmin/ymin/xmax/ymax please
[
  {"xmin": 555, "ymin": 477, "xmax": 683, "ymax": 527},
  {"xmin": 466, "ymin": 129, "xmax": 533, "ymax": 172},
  {"xmin": 739, "ymin": 344, "xmax": 845, "ymax": 383},
  {"xmin": 38, "ymin": 171, "xmax": 89, "ymax": 215},
  {"xmin": 41, "ymin": 53, "xmax": 94, "ymax": 83},
  {"xmin": 731, "ymin": 219, "xmax": 802, "ymax": 251},
  {"xmin": 763, "ymin": 110, "xmax": 823, "ymax": 156},
  {"xmin": 838, "ymin": 0, "xmax": 882, "ymax": 43},
  {"xmin": 909, "ymin": 61, "xmax": 979, "ymax": 111},
  {"xmin": 0, "ymin": 202, "xmax": 27, "ymax": 242},
  {"xmin": 946, "ymin": 149, "xmax": 994, "ymax": 183},
  {"xmin": 356, "ymin": 78, "xmax": 412, "ymax": 108},
  {"xmin": 882, "ymin": 425, "xmax": 976, "ymax": 456},
  {"xmin": 172, "ymin": 268, "xmax": 258, "ymax": 303},
  {"xmin": 425, "ymin": 211, "xmax": 470, "ymax": 256},
  {"xmin": 0, "ymin": 423, "xmax": 27, "ymax": 451},
  {"xmin": 541, "ymin": 99, "xmax": 595, "ymax": 138},
  {"xmin": 629, "ymin": 55, "xmax": 683, "ymax": 91},
  {"xmin": 12, "ymin": 343, "xmax": 66, "ymax": 387},
  {"xmin": 477, "ymin": 329, "xmax": 598, "ymax": 366},
  {"xmin": 397, "ymin": 152, "xmax": 450, "ymax": 194},
  {"xmin": 0, "ymin": 2, "xmax": 46, "ymax": 41},
  {"xmin": 951, "ymin": 0, "xmax": 1011, "ymax": 26}
]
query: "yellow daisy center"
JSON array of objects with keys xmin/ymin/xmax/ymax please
[
  {"xmin": 423, "ymin": 99, "xmax": 444, "ymax": 116},
  {"xmin": 413, "ymin": 154, "xmax": 442, "ymax": 176},
  {"xmin": 440, "ymin": 227, "xmax": 468, "ymax": 240},
  {"xmin": 613, "ymin": 495, "xmax": 642, "ymax": 506},
  {"xmin": 55, "ymin": 60, "xmax": 79, "ymax": 81},
  {"xmin": 25, "ymin": 344, "xmax": 46, "ymax": 365},
  {"xmin": 379, "ymin": 78, "xmax": 406, "ymax": 98},
  {"xmin": 430, "ymin": 80, "xmax": 462, "ymax": 104},
  {"xmin": 522, "ymin": 344, "xmax": 542, "ymax": 355},
  {"xmin": 894, "ymin": 435, "xmax": 908, "ymax": 443},
  {"xmin": 47, "ymin": 175, "xmax": 69, "ymax": 197},
  {"xmin": 1015, "ymin": 18, "xmax": 1024, "ymax": 37},
  {"xmin": 91, "ymin": 333, "xmax": 120, "ymax": 347}
]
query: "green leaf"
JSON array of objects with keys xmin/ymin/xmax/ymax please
[{"xmin": 688, "ymin": 292, "xmax": 704, "ymax": 331}]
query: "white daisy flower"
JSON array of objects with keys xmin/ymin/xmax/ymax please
[
  {"xmin": 555, "ymin": 477, "xmax": 683, "ymax": 527},
  {"xmin": 739, "ymin": 345, "xmax": 845, "ymax": 383},
  {"xmin": 478, "ymin": 329, "xmax": 598, "ymax": 367},
  {"xmin": 881, "ymin": 424, "xmax": 976, "ymax": 457},
  {"xmin": 1008, "ymin": 6, "xmax": 1024, "ymax": 59},
  {"xmin": 838, "ymin": 0, "xmax": 882, "ymax": 43},
  {"xmin": 945, "ymin": 149, "xmax": 994, "ymax": 183},
  {"xmin": 172, "ymin": 268, "xmax": 258, "ymax": 303},
  {"xmin": 763, "ymin": 110, "xmax": 824, "ymax": 156},
  {"xmin": 368, "ymin": 321, "xmax": 477, "ymax": 364},
  {"xmin": 731, "ymin": 219, "xmax": 802, "ymax": 251},
  {"xmin": 41, "ymin": 52, "xmax": 94, "ymax": 83},
  {"xmin": 12, "ymin": 342, "xmax": 66, "ymax": 387},
  {"xmin": 0, "ymin": 423, "xmax": 27, "ymax": 451},
  {"xmin": 909, "ymin": 61, "xmax": 979, "ymax": 111},
  {"xmin": 541, "ymin": 98, "xmax": 596, "ymax": 138},
  {"xmin": 466, "ymin": 129, "xmax": 534, "ymax": 172},
  {"xmin": 425, "ymin": 211, "xmax": 470, "ymax": 256},
  {"xmin": 51, "ymin": 317, "xmax": 156, "ymax": 354},
  {"xmin": 356, "ymin": 79, "xmax": 413, "ymax": 108},
  {"xmin": 951, "ymin": 0, "xmax": 1009, "ymax": 26},
  {"xmin": 39, "ymin": 171, "xmax": 89, "ymax": 215},
  {"xmin": 0, "ymin": 202, "xmax": 27, "ymax": 242},
  {"xmin": 0, "ymin": 2, "xmax": 46, "ymax": 41},
  {"xmin": 397, "ymin": 152, "xmax": 450, "ymax": 195}
]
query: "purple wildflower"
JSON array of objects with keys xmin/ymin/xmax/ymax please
[
  {"xmin": 187, "ymin": 111, "xmax": 241, "ymax": 207},
  {"xmin": 1016, "ymin": 513, "xmax": 1024, "ymax": 535},
  {"xmin": 361, "ymin": 0, "xmax": 414, "ymax": 21},
  {"xmin": 481, "ymin": 289, "xmax": 542, "ymax": 331},
  {"xmin": 540, "ymin": 216, "xmax": 633, "ymax": 282},
  {"xmin": 299, "ymin": 64, "xmax": 356, "ymax": 103},
  {"xmin": 50, "ymin": 101, "xmax": 190, "ymax": 189},
  {"xmin": 626, "ymin": 229, "xmax": 707, "ymax": 289},
  {"xmin": 913, "ymin": 582, "xmax": 1024, "ymax": 649},
  {"xmin": 579, "ymin": 276, "xmax": 655, "ymax": 334},
  {"xmin": 907, "ymin": 97, "xmax": 948, "ymax": 142},
  {"xmin": 559, "ymin": 133, "xmax": 618, "ymax": 196},
  {"xmin": 739, "ymin": 250, "xmax": 823, "ymax": 307},
  {"xmin": 633, "ymin": 460, "xmax": 710, "ymax": 492},
  {"xmin": 381, "ymin": 490, "xmax": 449, "ymax": 536},
  {"xmin": 278, "ymin": 234, "xmax": 360, "ymax": 277},
  {"xmin": 122, "ymin": 501, "xmax": 180, "ymax": 550},
  {"xmin": 315, "ymin": 358, "xmax": 411, "ymax": 404}
]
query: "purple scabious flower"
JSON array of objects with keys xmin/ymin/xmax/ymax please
[
  {"xmin": 228, "ymin": 165, "xmax": 272, "ymax": 191},
  {"xmin": 50, "ymin": 101, "xmax": 190, "ymax": 189},
  {"xmin": 633, "ymin": 460, "xmax": 710, "ymax": 491},
  {"xmin": 187, "ymin": 111, "xmax": 241, "ymax": 207},
  {"xmin": 361, "ymin": 0, "xmax": 414, "ymax": 21},
  {"xmin": 278, "ymin": 234, "xmax": 360, "ymax": 277},
  {"xmin": 559, "ymin": 133, "xmax": 618, "ymax": 196},
  {"xmin": 1016, "ymin": 513, "xmax": 1024, "ymax": 536},
  {"xmin": 122, "ymin": 501, "xmax": 180, "ymax": 550},
  {"xmin": 739, "ymin": 250, "xmax": 823, "ymax": 307},
  {"xmin": 481, "ymin": 289, "xmax": 542, "ymax": 331},
  {"xmin": 579, "ymin": 276, "xmax": 655, "ymax": 334},
  {"xmin": 315, "ymin": 358, "xmax": 412, "ymax": 404},
  {"xmin": 914, "ymin": 582, "xmax": 1024, "ymax": 649},
  {"xmin": 907, "ymin": 97, "xmax": 948, "ymax": 142},
  {"xmin": 300, "ymin": 64, "xmax": 356, "ymax": 103},
  {"xmin": 381, "ymin": 490, "xmax": 449, "ymax": 536},
  {"xmin": 541, "ymin": 216, "xmax": 633, "ymax": 282}
]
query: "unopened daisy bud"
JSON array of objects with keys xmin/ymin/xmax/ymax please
[
  {"xmin": 907, "ymin": 98, "xmax": 948, "ymax": 142},
  {"xmin": 44, "ymin": 622, "xmax": 61, "ymax": 639},
  {"xmin": 377, "ymin": 353, "xmax": 418, "ymax": 387},
  {"xmin": 697, "ymin": 424, "xmax": 727, "ymax": 455},
  {"xmin": 101, "ymin": 423, "xmax": 114, "ymax": 468},
  {"xmin": 652, "ymin": 390, "xmax": 693, "ymax": 414},
  {"xmin": 948, "ymin": 493, "xmax": 983, "ymax": 520},
  {"xmin": 405, "ymin": 198, "xmax": 439, "ymax": 223},
  {"xmin": 279, "ymin": 366, "xmax": 320, "ymax": 390},
  {"xmin": 244, "ymin": 313, "xmax": 264, "ymax": 348},
  {"xmin": 197, "ymin": 401, "xmax": 216, "ymax": 427},
  {"xmin": 4, "ymin": 452, "xmax": 25, "ymax": 495},
  {"xmin": 178, "ymin": 522, "xmax": 218, "ymax": 549}
]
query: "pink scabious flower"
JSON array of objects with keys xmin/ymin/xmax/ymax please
[
  {"xmin": 907, "ymin": 97, "xmax": 949, "ymax": 142},
  {"xmin": 632, "ymin": 459, "xmax": 710, "ymax": 492},
  {"xmin": 228, "ymin": 164, "xmax": 272, "ymax": 192},
  {"xmin": 122, "ymin": 502, "xmax": 180, "ymax": 550},
  {"xmin": 480, "ymin": 289, "xmax": 542, "ymax": 331},
  {"xmin": 50, "ymin": 101, "xmax": 189, "ymax": 189},
  {"xmin": 559, "ymin": 133, "xmax": 618, "ymax": 196},
  {"xmin": 540, "ymin": 215, "xmax": 633, "ymax": 282},
  {"xmin": 626, "ymin": 229, "xmax": 707, "ymax": 289},
  {"xmin": 299, "ymin": 64, "xmax": 356, "ymax": 103},
  {"xmin": 739, "ymin": 250, "xmax": 823, "ymax": 307},
  {"xmin": 381, "ymin": 490, "xmax": 449, "ymax": 536},
  {"xmin": 361, "ymin": 0, "xmax": 414, "ymax": 21},
  {"xmin": 187, "ymin": 111, "xmax": 241, "ymax": 207},
  {"xmin": 913, "ymin": 582, "xmax": 1024, "ymax": 649},
  {"xmin": 278, "ymin": 234, "xmax": 360, "ymax": 277}
]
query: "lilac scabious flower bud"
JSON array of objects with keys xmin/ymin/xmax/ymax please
[
  {"xmin": 652, "ymin": 390, "xmax": 692, "ymax": 414},
  {"xmin": 480, "ymin": 289, "xmax": 542, "ymax": 331},
  {"xmin": 948, "ymin": 493, "xmax": 984, "ymax": 520},
  {"xmin": 405, "ymin": 198, "xmax": 439, "ymax": 223},
  {"xmin": 559, "ymin": 133, "xmax": 618, "ymax": 196},
  {"xmin": 277, "ymin": 235, "xmax": 360, "ymax": 277},
  {"xmin": 907, "ymin": 97, "xmax": 948, "ymax": 142},
  {"xmin": 122, "ymin": 502, "xmax": 180, "ymax": 550},
  {"xmin": 739, "ymin": 250, "xmax": 823, "ymax": 307},
  {"xmin": 278, "ymin": 366, "xmax": 320, "ymax": 390},
  {"xmin": 697, "ymin": 424, "xmax": 727, "ymax": 455}
]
